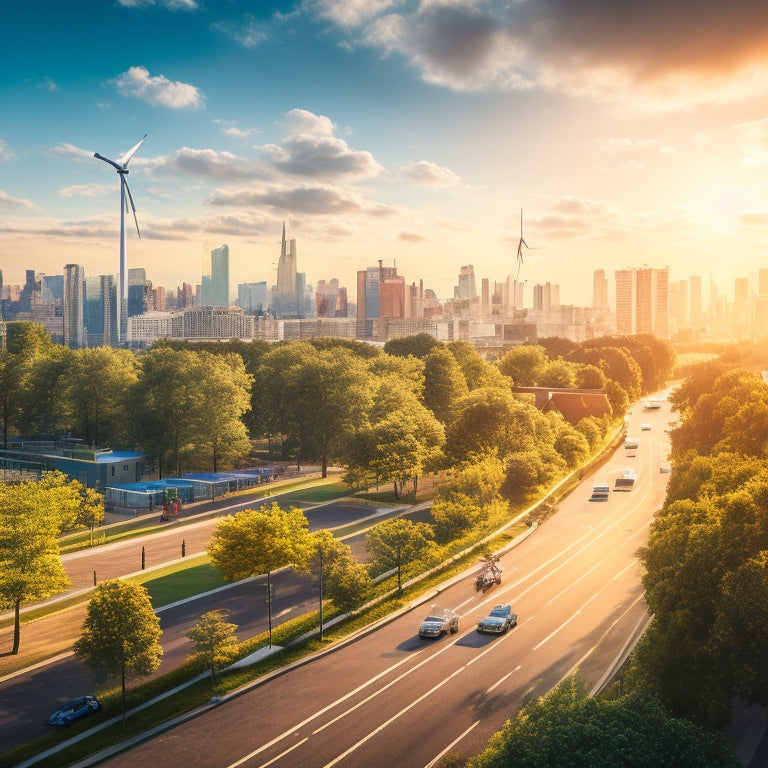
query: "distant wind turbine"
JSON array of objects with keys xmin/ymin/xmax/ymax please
[
  {"xmin": 94, "ymin": 133, "xmax": 148, "ymax": 342},
  {"xmin": 515, "ymin": 208, "xmax": 528, "ymax": 284}
]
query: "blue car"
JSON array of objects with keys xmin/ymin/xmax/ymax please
[{"xmin": 48, "ymin": 695, "xmax": 101, "ymax": 727}]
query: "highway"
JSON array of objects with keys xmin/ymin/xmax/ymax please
[{"xmin": 92, "ymin": 398, "xmax": 674, "ymax": 768}]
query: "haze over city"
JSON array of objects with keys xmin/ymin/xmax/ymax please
[{"xmin": 4, "ymin": 0, "xmax": 768, "ymax": 305}]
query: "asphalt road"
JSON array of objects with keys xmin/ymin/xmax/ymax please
[
  {"xmin": 0, "ymin": 486, "xmax": 405, "ymax": 755},
  {"xmin": 91, "ymin": 400, "xmax": 673, "ymax": 768}
]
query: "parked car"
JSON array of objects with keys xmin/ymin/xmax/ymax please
[
  {"xmin": 477, "ymin": 604, "xmax": 518, "ymax": 635},
  {"xmin": 418, "ymin": 608, "xmax": 460, "ymax": 639},
  {"xmin": 48, "ymin": 695, "xmax": 101, "ymax": 727}
]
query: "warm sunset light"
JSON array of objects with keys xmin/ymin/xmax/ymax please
[{"xmin": 3, "ymin": 0, "xmax": 768, "ymax": 305}]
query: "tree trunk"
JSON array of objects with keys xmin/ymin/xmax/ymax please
[{"xmin": 11, "ymin": 598, "xmax": 21, "ymax": 654}]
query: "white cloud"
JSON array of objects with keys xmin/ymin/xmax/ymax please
[
  {"xmin": 314, "ymin": 0, "xmax": 768, "ymax": 108},
  {"xmin": 261, "ymin": 108, "xmax": 383, "ymax": 179},
  {"xmin": 212, "ymin": 14, "xmax": 269, "ymax": 47},
  {"xmin": 148, "ymin": 147, "xmax": 264, "ymax": 180},
  {"xmin": 0, "ymin": 190, "xmax": 35, "ymax": 210},
  {"xmin": 51, "ymin": 142, "xmax": 97, "ymax": 161},
  {"xmin": 207, "ymin": 183, "xmax": 397, "ymax": 217},
  {"xmin": 735, "ymin": 118, "xmax": 768, "ymax": 165},
  {"xmin": 401, "ymin": 160, "xmax": 460, "ymax": 187},
  {"xmin": 0, "ymin": 139, "xmax": 15, "ymax": 162},
  {"xmin": 59, "ymin": 184, "xmax": 115, "ymax": 199},
  {"xmin": 111, "ymin": 66, "xmax": 205, "ymax": 110},
  {"xmin": 313, "ymin": 0, "xmax": 400, "ymax": 29},
  {"xmin": 117, "ymin": 0, "xmax": 198, "ymax": 10}
]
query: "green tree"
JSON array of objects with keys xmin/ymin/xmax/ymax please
[
  {"xmin": 187, "ymin": 609, "xmax": 239, "ymax": 688},
  {"xmin": 191, "ymin": 351, "xmax": 253, "ymax": 472},
  {"xmin": 0, "ymin": 477, "xmax": 77, "ymax": 654},
  {"xmin": 255, "ymin": 343, "xmax": 373, "ymax": 475},
  {"xmin": 498, "ymin": 345, "xmax": 548, "ymax": 386},
  {"xmin": 302, "ymin": 529, "xmax": 372, "ymax": 635},
  {"xmin": 74, "ymin": 579, "xmax": 162, "ymax": 725},
  {"xmin": 207, "ymin": 503, "xmax": 312, "ymax": 645},
  {"xmin": 17, "ymin": 343, "xmax": 73, "ymax": 437},
  {"xmin": 383, "ymin": 333, "xmax": 441, "ymax": 359},
  {"xmin": 422, "ymin": 346, "xmax": 469, "ymax": 424},
  {"xmin": 448, "ymin": 341, "xmax": 506, "ymax": 390},
  {"xmin": 0, "ymin": 321, "xmax": 57, "ymax": 447},
  {"xmin": 365, "ymin": 518, "xmax": 433, "ymax": 591},
  {"xmin": 538, "ymin": 358, "xmax": 577, "ymax": 388},
  {"xmin": 56, "ymin": 347, "xmax": 139, "ymax": 446},
  {"xmin": 467, "ymin": 677, "xmax": 738, "ymax": 768},
  {"xmin": 444, "ymin": 387, "xmax": 540, "ymax": 464},
  {"xmin": 132, "ymin": 346, "xmax": 202, "ymax": 478},
  {"xmin": 430, "ymin": 495, "xmax": 482, "ymax": 543}
]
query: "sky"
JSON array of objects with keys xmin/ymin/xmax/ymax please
[{"xmin": 3, "ymin": 0, "xmax": 768, "ymax": 308}]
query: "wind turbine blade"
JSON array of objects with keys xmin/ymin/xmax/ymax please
[
  {"xmin": 118, "ymin": 133, "xmax": 148, "ymax": 167},
  {"xmin": 122, "ymin": 176, "xmax": 141, "ymax": 238},
  {"xmin": 94, "ymin": 152, "xmax": 123, "ymax": 172}
]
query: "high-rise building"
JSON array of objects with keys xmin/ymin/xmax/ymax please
[
  {"xmin": 274, "ymin": 223, "xmax": 299, "ymax": 316},
  {"xmin": 238, "ymin": 282, "xmax": 268, "ymax": 314},
  {"xmin": 458, "ymin": 265, "xmax": 477, "ymax": 300},
  {"xmin": 593, "ymin": 269, "xmax": 609, "ymax": 310},
  {"xmin": 201, "ymin": 244, "xmax": 230, "ymax": 307},
  {"xmin": 356, "ymin": 261, "xmax": 406, "ymax": 338},
  {"xmin": 615, "ymin": 266, "xmax": 669, "ymax": 338},
  {"xmin": 533, "ymin": 282, "xmax": 560, "ymax": 312},
  {"xmin": 85, "ymin": 275, "xmax": 118, "ymax": 347},
  {"xmin": 63, "ymin": 264, "xmax": 85, "ymax": 349}
]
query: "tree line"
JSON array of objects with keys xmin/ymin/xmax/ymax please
[
  {"xmin": 627, "ymin": 359, "xmax": 768, "ymax": 729},
  {"xmin": 0, "ymin": 322, "xmax": 674, "ymax": 498}
]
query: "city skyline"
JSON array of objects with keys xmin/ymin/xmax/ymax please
[{"xmin": 4, "ymin": 2, "xmax": 768, "ymax": 305}]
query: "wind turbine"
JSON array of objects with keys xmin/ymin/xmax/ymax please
[
  {"xmin": 94, "ymin": 133, "xmax": 148, "ymax": 342},
  {"xmin": 515, "ymin": 208, "xmax": 528, "ymax": 284}
]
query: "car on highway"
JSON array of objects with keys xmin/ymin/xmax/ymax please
[
  {"xmin": 641, "ymin": 422, "xmax": 652, "ymax": 430},
  {"xmin": 48, "ymin": 695, "xmax": 101, "ymax": 727},
  {"xmin": 418, "ymin": 608, "xmax": 459, "ymax": 639},
  {"xmin": 477, "ymin": 604, "xmax": 518, "ymax": 635}
]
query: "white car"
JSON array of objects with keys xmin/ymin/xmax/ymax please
[{"xmin": 641, "ymin": 423, "xmax": 652, "ymax": 431}]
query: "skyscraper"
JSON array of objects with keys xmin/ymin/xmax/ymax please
[
  {"xmin": 615, "ymin": 266, "xmax": 669, "ymax": 338},
  {"xmin": 593, "ymin": 269, "xmax": 609, "ymax": 310},
  {"xmin": 63, "ymin": 264, "xmax": 85, "ymax": 349},
  {"xmin": 458, "ymin": 265, "xmax": 477, "ymax": 300},
  {"xmin": 201, "ymin": 244, "xmax": 230, "ymax": 307},
  {"xmin": 86, "ymin": 274, "xmax": 118, "ymax": 347},
  {"xmin": 274, "ymin": 223, "xmax": 299, "ymax": 316}
]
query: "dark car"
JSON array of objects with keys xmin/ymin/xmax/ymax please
[
  {"xmin": 48, "ymin": 695, "xmax": 101, "ymax": 727},
  {"xmin": 418, "ymin": 608, "xmax": 460, "ymax": 639},
  {"xmin": 477, "ymin": 604, "xmax": 518, "ymax": 635}
]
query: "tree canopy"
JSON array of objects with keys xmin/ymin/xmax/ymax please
[{"xmin": 74, "ymin": 579, "xmax": 162, "ymax": 724}]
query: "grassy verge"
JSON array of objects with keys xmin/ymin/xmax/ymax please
[{"xmin": 0, "ymin": 520, "xmax": 529, "ymax": 768}]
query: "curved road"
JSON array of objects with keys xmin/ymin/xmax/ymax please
[{"xmin": 92, "ymin": 397, "xmax": 673, "ymax": 768}]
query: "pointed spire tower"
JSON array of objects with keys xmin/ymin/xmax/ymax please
[{"xmin": 275, "ymin": 220, "xmax": 298, "ymax": 315}]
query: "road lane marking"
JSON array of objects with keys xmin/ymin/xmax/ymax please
[
  {"xmin": 424, "ymin": 720, "xmax": 481, "ymax": 768},
  {"xmin": 486, "ymin": 665, "xmax": 522, "ymax": 693},
  {"xmin": 533, "ymin": 560, "xmax": 638, "ymax": 650},
  {"xmin": 321, "ymin": 667, "xmax": 466, "ymax": 768},
  {"xmin": 224, "ymin": 652, "xmax": 426, "ymax": 767},
  {"xmin": 246, "ymin": 737, "xmax": 308, "ymax": 768}
]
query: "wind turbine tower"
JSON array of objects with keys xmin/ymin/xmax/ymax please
[{"xmin": 94, "ymin": 134, "xmax": 148, "ymax": 342}]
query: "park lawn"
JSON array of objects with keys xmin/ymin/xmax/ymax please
[{"xmin": 133, "ymin": 556, "xmax": 226, "ymax": 608}]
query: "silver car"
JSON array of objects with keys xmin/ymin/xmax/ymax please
[
  {"xmin": 418, "ymin": 608, "xmax": 460, "ymax": 639},
  {"xmin": 477, "ymin": 604, "xmax": 518, "ymax": 634}
]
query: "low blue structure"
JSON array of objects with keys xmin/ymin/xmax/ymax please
[
  {"xmin": 105, "ymin": 467, "xmax": 276, "ymax": 515},
  {"xmin": 0, "ymin": 439, "xmax": 146, "ymax": 490}
]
